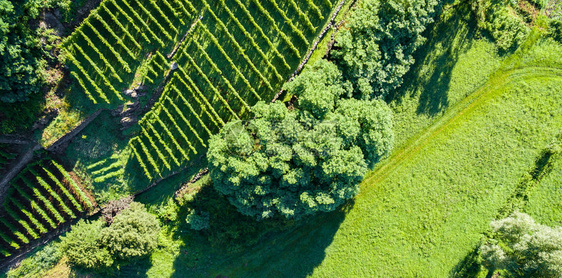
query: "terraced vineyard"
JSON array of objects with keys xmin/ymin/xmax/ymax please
[
  {"xmin": 62, "ymin": 0, "xmax": 195, "ymax": 104},
  {"xmin": 128, "ymin": 0, "xmax": 338, "ymax": 180},
  {"xmin": 0, "ymin": 159, "xmax": 94, "ymax": 258}
]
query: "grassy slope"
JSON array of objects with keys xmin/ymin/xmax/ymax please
[
  {"xmin": 525, "ymin": 153, "xmax": 562, "ymax": 226},
  {"xmin": 308, "ymin": 34, "xmax": 562, "ymax": 278}
]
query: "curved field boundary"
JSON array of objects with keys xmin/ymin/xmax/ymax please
[{"xmin": 363, "ymin": 66, "xmax": 562, "ymax": 190}]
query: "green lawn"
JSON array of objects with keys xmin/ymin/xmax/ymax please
[{"xmin": 525, "ymin": 149, "xmax": 562, "ymax": 227}]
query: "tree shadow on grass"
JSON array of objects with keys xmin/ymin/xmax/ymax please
[
  {"xmin": 387, "ymin": 2, "xmax": 478, "ymax": 116},
  {"xmin": 69, "ymin": 256, "xmax": 154, "ymax": 278},
  {"xmin": 110, "ymin": 256, "xmax": 154, "ymax": 278},
  {"xmin": 169, "ymin": 187, "xmax": 354, "ymax": 278},
  {"xmin": 449, "ymin": 246, "xmax": 485, "ymax": 278}
]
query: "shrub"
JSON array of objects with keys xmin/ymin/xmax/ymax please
[
  {"xmin": 60, "ymin": 202, "xmax": 160, "ymax": 271},
  {"xmin": 186, "ymin": 210, "xmax": 210, "ymax": 231},
  {"xmin": 471, "ymin": 0, "xmax": 530, "ymax": 51},
  {"xmin": 59, "ymin": 220, "xmax": 113, "ymax": 271},
  {"xmin": 549, "ymin": 19, "xmax": 562, "ymax": 43},
  {"xmin": 480, "ymin": 212, "xmax": 562, "ymax": 277},
  {"xmin": 100, "ymin": 202, "xmax": 160, "ymax": 261}
]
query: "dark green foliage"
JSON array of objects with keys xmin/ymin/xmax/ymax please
[
  {"xmin": 100, "ymin": 202, "xmax": 160, "ymax": 261},
  {"xmin": 332, "ymin": 0, "xmax": 441, "ymax": 99},
  {"xmin": 471, "ymin": 0, "xmax": 530, "ymax": 51},
  {"xmin": 549, "ymin": 19, "xmax": 562, "ymax": 42},
  {"xmin": 0, "ymin": 0, "xmax": 68, "ymax": 103},
  {"xmin": 60, "ymin": 202, "xmax": 159, "ymax": 272},
  {"xmin": 480, "ymin": 212, "xmax": 562, "ymax": 277},
  {"xmin": 59, "ymin": 220, "xmax": 114, "ymax": 271},
  {"xmin": 208, "ymin": 61, "xmax": 394, "ymax": 220},
  {"xmin": 185, "ymin": 209, "xmax": 210, "ymax": 231}
]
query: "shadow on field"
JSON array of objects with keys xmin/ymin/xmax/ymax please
[
  {"xmin": 388, "ymin": 3, "xmax": 477, "ymax": 116},
  {"xmin": 449, "ymin": 246, "xmax": 483, "ymax": 278},
  {"xmin": 112, "ymin": 256, "xmax": 154, "ymax": 278},
  {"xmin": 170, "ymin": 197, "xmax": 354, "ymax": 278}
]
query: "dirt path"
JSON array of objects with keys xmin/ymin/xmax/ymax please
[
  {"xmin": 0, "ymin": 143, "xmax": 42, "ymax": 206},
  {"xmin": 362, "ymin": 67, "xmax": 562, "ymax": 191}
]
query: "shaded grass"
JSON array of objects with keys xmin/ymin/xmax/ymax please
[
  {"xmin": 63, "ymin": 111, "xmax": 132, "ymax": 203},
  {"xmin": 388, "ymin": 4, "xmax": 502, "ymax": 149},
  {"xmin": 525, "ymin": 147, "xmax": 562, "ymax": 226}
]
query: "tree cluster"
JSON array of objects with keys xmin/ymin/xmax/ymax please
[
  {"xmin": 208, "ymin": 0, "xmax": 446, "ymax": 221},
  {"xmin": 208, "ymin": 60, "xmax": 394, "ymax": 220},
  {"xmin": 480, "ymin": 212, "xmax": 562, "ymax": 277},
  {"xmin": 59, "ymin": 202, "xmax": 160, "ymax": 272},
  {"xmin": 470, "ymin": 0, "xmax": 543, "ymax": 51},
  {"xmin": 332, "ymin": 0, "xmax": 442, "ymax": 99},
  {"xmin": 0, "ymin": 0, "xmax": 69, "ymax": 103}
]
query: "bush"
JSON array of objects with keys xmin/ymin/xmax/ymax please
[
  {"xmin": 186, "ymin": 209, "xmax": 210, "ymax": 231},
  {"xmin": 471, "ymin": 0, "xmax": 530, "ymax": 51},
  {"xmin": 59, "ymin": 220, "xmax": 114, "ymax": 271},
  {"xmin": 549, "ymin": 19, "xmax": 562, "ymax": 43},
  {"xmin": 100, "ymin": 202, "xmax": 160, "ymax": 261},
  {"xmin": 60, "ymin": 202, "xmax": 160, "ymax": 272},
  {"xmin": 480, "ymin": 212, "xmax": 562, "ymax": 277}
]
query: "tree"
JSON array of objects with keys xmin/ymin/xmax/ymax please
[
  {"xmin": 208, "ymin": 61, "xmax": 394, "ymax": 220},
  {"xmin": 471, "ymin": 0, "xmax": 533, "ymax": 51},
  {"xmin": 480, "ymin": 212, "xmax": 562, "ymax": 277},
  {"xmin": 59, "ymin": 220, "xmax": 113, "ymax": 271},
  {"xmin": 60, "ymin": 202, "xmax": 160, "ymax": 271},
  {"xmin": 100, "ymin": 202, "xmax": 160, "ymax": 261},
  {"xmin": 332, "ymin": 0, "xmax": 441, "ymax": 99},
  {"xmin": 0, "ymin": 0, "xmax": 69, "ymax": 103}
]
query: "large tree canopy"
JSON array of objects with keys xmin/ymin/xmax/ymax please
[
  {"xmin": 208, "ymin": 61, "xmax": 394, "ymax": 220},
  {"xmin": 332, "ymin": 0, "xmax": 441, "ymax": 99}
]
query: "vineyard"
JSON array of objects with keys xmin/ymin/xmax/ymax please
[
  {"xmin": 62, "ymin": 0, "xmax": 196, "ymax": 105},
  {"xmin": 0, "ymin": 159, "xmax": 94, "ymax": 258},
  {"xmin": 128, "ymin": 0, "xmax": 337, "ymax": 180}
]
